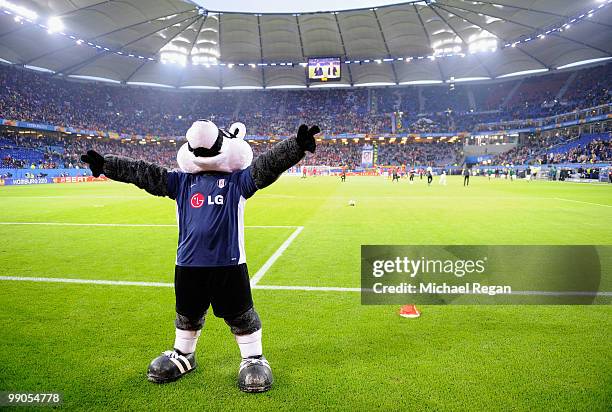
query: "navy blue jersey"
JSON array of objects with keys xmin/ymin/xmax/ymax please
[{"xmin": 167, "ymin": 166, "xmax": 258, "ymax": 267}]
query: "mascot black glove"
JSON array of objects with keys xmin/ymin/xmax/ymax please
[
  {"xmin": 80, "ymin": 150, "xmax": 105, "ymax": 177},
  {"xmin": 296, "ymin": 124, "xmax": 320, "ymax": 154}
]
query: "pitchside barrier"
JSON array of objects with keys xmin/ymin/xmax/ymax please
[
  {"xmin": 2, "ymin": 165, "xmax": 610, "ymax": 184},
  {"xmin": 0, "ymin": 176, "xmax": 108, "ymax": 186},
  {"xmin": 0, "ymin": 168, "xmax": 108, "ymax": 186},
  {"xmin": 0, "ymin": 168, "xmax": 90, "ymax": 179},
  {"xmin": 472, "ymin": 163, "xmax": 611, "ymax": 183}
]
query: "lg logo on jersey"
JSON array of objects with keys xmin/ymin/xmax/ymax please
[{"xmin": 190, "ymin": 192, "xmax": 224, "ymax": 208}]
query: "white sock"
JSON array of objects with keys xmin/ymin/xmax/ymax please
[
  {"xmin": 174, "ymin": 328, "xmax": 201, "ymax": 354},
  {"xmin": 235, "ymin": 329, "xmax": 262, "ymax": 358}
]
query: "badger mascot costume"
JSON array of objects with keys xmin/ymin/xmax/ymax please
[{"xmin": 81, "ymin": 121, "xmax": 319, "ymax": 392}]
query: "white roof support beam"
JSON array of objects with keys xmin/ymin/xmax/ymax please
[
  {"xmin": 438, "ymin": 1, "xmax": 612, "ymax": 55},
  {"xmin": 56, "ymin": 13, "xmax": 200, "ymax": 77},
  {"xmin": 334, "ymin": 12, "xmax": 353, "ymax": 85},
  {"xmin": 433, "ymin": 2, "xmax": 550, "ymax": 70},
  {"xmin": 413, "ymin": 3, "xmax": 445, "ymax": 80},
  {"xmin": 372, "ymin": 8, "xmax": 398, "ymax": 84},
  {"xmin": 24, "ymin": 8, "xmax": 196, "ymax": 65},
  {"xmin": 428, "ymin": 4, "xmax": 494, "ymax": 79}
]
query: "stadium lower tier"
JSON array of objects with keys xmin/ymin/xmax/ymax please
[{"xmin": 1, "ymin": 127, "xmax": 610, "ymax": 174}]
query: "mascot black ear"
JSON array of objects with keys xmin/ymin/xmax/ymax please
[{"xmin": 228, "ymin": 122, "xmax": 247, "ymax": 139}]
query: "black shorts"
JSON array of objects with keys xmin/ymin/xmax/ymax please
[{"xmin": 175, "ymin": 264, "xmax": 253, "ymax": 320}]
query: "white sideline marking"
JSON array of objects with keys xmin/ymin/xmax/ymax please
[
  {"xmin": 0, "ymin": 222, "xmax": 298, "ymax": 228},
  {"xmin": 509, "ymin": 290, "xmax": 611, "ymax": 296},
  {"xmin": 0, "ymin": 276, "xmax": 359, "ymax": 292},
  {"xmin": 0, "ymin": 276, "xmax": 173, "ymax": 288},
  {"xmin": 553, "ymin": 198, "xmax": 612, "ymax": 208},
  {"xmin": 250, "ymin": 226, "xmax": 304, "ymax": 286},
  {"xmin": 254, "ymin": 284, "xmax": 362, "ymax": 292},
  {"xmin": 0, "ymin": 195, "xmax": 149, "ymax": 199},
  {"xmin": 1, "ymin": 276, "xmax": 610, "ymax": 297}
]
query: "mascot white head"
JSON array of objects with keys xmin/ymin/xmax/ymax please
[{"xmin": 177, "ymin": 120, "xmax": 253, "ymax": 174}]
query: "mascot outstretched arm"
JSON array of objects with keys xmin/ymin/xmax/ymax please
[
  {"xmin": 81, "ymin": 123, "xmax": 318, "ymax": 194},
  {"xmin": 81, "ymin": 121, "xmax": 319, "ymax": 393}
]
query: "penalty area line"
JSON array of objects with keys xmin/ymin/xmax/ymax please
[{"xmin": 250, "ymin": 226, "xmax": 304, "ymax": 287}]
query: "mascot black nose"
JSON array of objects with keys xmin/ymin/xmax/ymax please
[{"xmin": 188, "ymin": 129, "xmax": 223, "ymax": 157}]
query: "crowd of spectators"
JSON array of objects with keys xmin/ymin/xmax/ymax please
[
  {"xmin": 1, "ymin": 60, "xmax": 611, "ymax": 171},
  {"xmin": 472, "ymin": 65, "xmax": 611, "ymax": 122},
  {"xmin": 298, "ymin": 142, "xmax": 362, "ymax": 168},
  {"xmin": 490, "ymin": 133, "xmax": 611, "ymax": 165},
  {"xmin": 240, "ymin": 139, "xmax": 462, "ymax": 168},
  {"xmin": 491, "ymin": 134, "xmax": 573, "ymax": 165},
  {"xmin": 563, "ymin": 65, "xmax": 611, "ymax": 109},
  {"xmin": 2, "ymin": 129, "xmax": 466, "ymax": 169},
  {"xmin": 378, "ymin": 142, "xmax": 461, "ymax": 166},
  {"xmin": 491, "ymin": 142, "xmax": 543, "ymax": 166},
  {"xmin": 537, "ymin": 138, "xmax": 612, "ymax": 164},
  {"xmin": 2, "ymin": 128, "xmax": 610, "ymax": 170},
  {"xmin": 1, "ymin": 131, "xmax": 178, "ymax": 169},
  {"xmin": 1, "ymin": 63, "xmax": 610, "ymax": 138}
]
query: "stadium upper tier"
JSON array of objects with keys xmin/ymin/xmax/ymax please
[
  {"xmin": 0, "ymin": 62, "xmax": 610, "ymax": 138},
  {"xmin": 0, "ymin": 0, "xmax": 611, "ymax": 88}
]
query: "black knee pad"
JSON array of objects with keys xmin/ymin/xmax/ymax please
[
  {"xmin": 224, "ymin": 307, "xmax": 261, "ymax": 335},
  {"xmin": 175, "ymin": 311, "xmax": 206, "ymax": 331}
]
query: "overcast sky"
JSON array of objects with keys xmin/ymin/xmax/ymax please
[{"xmin": 189, "ymin": 0, "xmax": 401, "ymax": 13}]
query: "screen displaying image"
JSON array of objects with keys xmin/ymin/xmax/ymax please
[{"xmin": 307, "ymin": 57, "xmax": 341, "ymax": 81}]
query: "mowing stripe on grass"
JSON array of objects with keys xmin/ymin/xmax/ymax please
[
  {"xmin": 553, "ymin": 197, "xmax": 612, "ymax": 208},
  {"xmin": 0, "ymin": 222, "xmax": 299, "ymax": 228},
  {"xmin": 250, "ymin": 226, "xmax": 304, "ymax": 286},
  {"xmin": 1, "ymin": 276, "xmax": 611, "ymax": 296}
]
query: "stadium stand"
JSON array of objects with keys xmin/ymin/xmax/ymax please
[
  {"xmin": 0, "ymin": 62, "xmax": 610, "ymax": 170},
  {"xmin": 537, "ymin": 134, "xmax": 612, "ymax": 164},
  {"xmin": 2, "ymin": 128, "xmax": 610, "ymax": 171},
  {"xmin": 0, "ymin": 130, "xmax": 178, "ymax": 169},
  {"xmin": 1, "ymin": 63, "xmax": 610, "ymax": 138},
  {"xmin": 491, "ymin": 132, "xmax": 611, "ymax": 166}
]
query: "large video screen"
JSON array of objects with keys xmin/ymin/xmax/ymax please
[{"xmin": 307, "ymin": 57, "xmax": 341, "ymax": 82}]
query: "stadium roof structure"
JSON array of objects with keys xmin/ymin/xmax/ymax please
[{"xmin": 0, "ymin": 0, "xmax": 611, "ymax": 89}]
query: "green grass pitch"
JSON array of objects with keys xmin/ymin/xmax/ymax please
[{"xmin": 0, "ymin": 175, "xmax": 610, "ymax": 411}]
